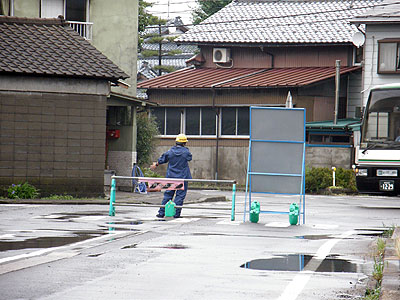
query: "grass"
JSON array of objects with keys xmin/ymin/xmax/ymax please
[{"xmin": 364, "ymin": 237, "xmax": 387, "ymax": 299}]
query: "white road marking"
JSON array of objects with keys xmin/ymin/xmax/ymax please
[
  {"xmin": 168, "ymin": 218, "xmax": 200, "ymax": 223},
  {"xmin": 217, "ymin": 220, "xmax": 242, "ymax": 225},
  {"xmin": 0, "ymin": 234, "xmax": 15, "ymax": 239},
  {"xmin": 265, "ymin": 222, "xmax": 291, "ymax": 228},
  {"xmin": 276, "ymin": 230, "xmax": 355, "ymax": 300}
]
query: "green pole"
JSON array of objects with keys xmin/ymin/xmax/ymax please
[
  {"xmin": 231, "ymin": 183, "xmax": 236, "ymax": 221},
  {"xmin": 109, "ymin": 178, "xmax": 116, "ymax": 216}
]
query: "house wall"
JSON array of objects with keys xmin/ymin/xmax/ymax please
[
  {"xmin": 9, "ymin": 0, "xmax": 140, "ymax": 187},
  {"xmin": 151, "ymin": 138, "xmax": 352, "ymax": 185},
  {"xmin": 90, "ymin": 0, "xmax": 138, "ymax": 97},
  {"xmin": 201, "ymin": 45, "xmax": 353, "ymax": 68},
  {"xmin": 347, "ymin": 71, "xmax": 363, "ymax": 118},
  {"xmin": 0, "ymin": 75, "xmax": 109, "ymax": 197},
  {"xmin": 147, "ymin": 86, "xmax": 346, "ymax": 123},
  {"xmin": 362, "ymin": 24, "xmax": 400, "ymax": 105}
]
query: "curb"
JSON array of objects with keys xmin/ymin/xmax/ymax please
[{"xmin": 381, "ymin": 227, "xmax": 400, "ymax": 300}]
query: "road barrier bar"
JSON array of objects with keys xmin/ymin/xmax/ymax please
[
  {"xmin": 112, "ymin": 176, "xmax": 236, "ymax": 184},
  {"xmin": 114, "ymin": 203, "xmax": 232, "ymax": 210},
  {"xmin": 109, "ymin": 176, "xmax": 236, "ymax": 220}
]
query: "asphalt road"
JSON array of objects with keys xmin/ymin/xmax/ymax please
[{"xmin": 0, "ymin": 192, "xmax": 399, "ymax": 300}]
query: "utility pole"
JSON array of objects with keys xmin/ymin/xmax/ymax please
[{"xmin": 158, "ymin": 21, "xmax": 162, "ymax": 76}]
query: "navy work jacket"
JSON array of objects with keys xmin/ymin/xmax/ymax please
[{"xmin": 157, "ymin": 145, "xmax": 192, "ymax": 179}]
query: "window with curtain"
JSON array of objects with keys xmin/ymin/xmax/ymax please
[{"xmin": 378, "ymin": 40, "xmax": 400, "ymax": 73}]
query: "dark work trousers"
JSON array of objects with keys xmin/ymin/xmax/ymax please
[{"xmin": 158, "ymin": 182, "xmax": 188, "ymax": 217}]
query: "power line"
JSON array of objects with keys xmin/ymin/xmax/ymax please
[{"xmin": 145, "ymin": 0, "xmax": 397, "ymax": 31}]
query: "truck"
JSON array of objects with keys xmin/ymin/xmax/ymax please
[{"xmin": 354, "ymin": 83, "xmax": 400, "ymax": 195}]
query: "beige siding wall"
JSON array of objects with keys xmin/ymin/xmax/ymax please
[{"xmin": 362, "ymin": 24, "xmax": 400, "ymax": 105}]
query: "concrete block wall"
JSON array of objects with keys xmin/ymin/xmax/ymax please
[
  {"xmin": 152, "ymin": 144, "xmax": 352, "ymax": 185},
  {"xmin": 0, "ymin": 90, "xmax": 107, "ymax": 197}
]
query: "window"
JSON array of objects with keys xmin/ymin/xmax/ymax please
[
  {"xmin": 307, "ymin": 133, "xmax": 351, "ymax": 145},
  {"xmin": 151, "ymin": 107, "xmax": 182, "ymax": 136},
  {"xmin": 378, "ymin": 40, "xmax": 400, "ymax": 73},
  {"xmin": 107, "ymin": 107, "xmax": 133, "ymax": 126},
  {"xmin": 201, "ymin": 107, "xmax": 216, "ymax": 135},
  {"xmin": 41, "ymin": 0, "xmax": 87, "ymax": 21},
  {"xmin": 221, "ymin": 107, "xmax": 249, "ymax": 136},
  {"xmin": 151, "ymin": 107, "xmax": 249, "ymax": 137}
]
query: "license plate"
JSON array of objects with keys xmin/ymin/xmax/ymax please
[{"xmin": 379, "ymin": 180, "xmax": 394, "ymax": 191}]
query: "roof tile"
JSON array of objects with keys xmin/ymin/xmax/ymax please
[
  {"xmin": 177, "ymin": 0, "xmax": 383, "ymax": 45},
  {"xmin": 0, "ymin": 16, "xmax": 128, "ymax": 80}
]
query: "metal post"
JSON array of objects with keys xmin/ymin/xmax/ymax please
[
  {"xmin": 231, "ymin": 183, "xmax": 236, "ymax": 221},
  {"xmin": 109, "ymin": 178, "xmax": 116, "ymax": 216},
  {"xmin": 334, "ymin": 60, "xmax": 340, "ymax": 125}
]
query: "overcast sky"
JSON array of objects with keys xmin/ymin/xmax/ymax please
[{"xmin": 146, "ymin": 0, "xmax": 197, "ymax": 25}]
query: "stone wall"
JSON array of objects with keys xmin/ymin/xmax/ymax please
[{"xmin": 0, "ymin": 87, "xmax": 107, "ymax": 197}]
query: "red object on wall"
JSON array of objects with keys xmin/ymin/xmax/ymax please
[{"xmin": 106, "ymin": 129, "xmax": 120, "ymax": 139}]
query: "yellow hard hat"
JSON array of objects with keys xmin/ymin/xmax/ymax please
[{"xmin": 176, "ymin": 133, "xmax": 188, "ymax": 143}]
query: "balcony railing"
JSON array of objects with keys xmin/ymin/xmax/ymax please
[{"xmin": 67, "ymin": 21, "xmax": 93, "ymax": 40}]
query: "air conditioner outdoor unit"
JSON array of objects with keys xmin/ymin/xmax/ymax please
[{"xmin": 213, "ymin": 48, "xmax": 231, "ymax": 63}]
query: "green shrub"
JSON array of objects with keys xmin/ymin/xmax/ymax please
[
  {"xmin": 335, "ymin": 167, "xmax": 357, "ymax": 191},
  {"xmin": 305, "ymin": 167, "xmax": 332, "ymax": 192},
  {"xmin": 142, "ymin": 167, "xmax": 163, "ymax": 178},
  {"xmin": 136, "ymin": 112, "xmax": 160, "ymax": 166},
  {"xmin": 7, "ymin": 182, "xmax": 39, "ymax": 199},
  {"xmin": 305, "ymin": 167, "xmax": 357, "ymax": 193}
]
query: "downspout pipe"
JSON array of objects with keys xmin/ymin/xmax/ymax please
[
  {"xmin": 334, "ymin": 60, "xmax": 340, "ymax": 125},
  {"xmin": 212, "ymin": 88, "xmax": 219, "ymax": 180}
]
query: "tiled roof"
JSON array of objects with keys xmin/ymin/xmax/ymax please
[
  {"xmin": 0, "ymin": 16, "xmax": 128, "ymax": 80},
  {"xmin": 142, "ymin": 42, "xmax": 197, "ymax": 55},
  {"xmin": 351, "ymin": 0, "xmax": 400, "ymax": 23},
  {"xmin": 177, "ymin": 0, "xmax": 383, "ymax": 45},
  {"xmin": 137, "ymin": 66, "xmax": 361, "ymax": 89}
]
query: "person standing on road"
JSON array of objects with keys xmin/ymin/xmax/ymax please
[{"xmin": 150, "ymin": 134, "xmax": 192, "ymax": 218}]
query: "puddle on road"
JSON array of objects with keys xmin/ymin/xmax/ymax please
[
  {"xmin": 0, "ymin": 232, "xmax": 105, "ymax": 252},
  {"xmin": 107, "ymin": 221, "xmax": 143, "ymax": 225},
  {"xmin": 241, "ymin": 254, "xmax": 358, "ymax": 273},
  {"xmin": 295, "ymin": 235, "xmax": 354, "ymax": 240},
  {"xmin": 121, "ymin": 244, "xmax": 138, "ymax": 249}
]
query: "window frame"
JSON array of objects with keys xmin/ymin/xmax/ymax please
[
  {"xmin": 220, "ymin": 107, "xmax": 250, "ymax": 138},
  {"xmin": 151, "ymin": 106, "xmax": 250, "ymax": 138},
  {"xmin": 377, "ymin": 39, "xmax": 400, "ymax": 74}
]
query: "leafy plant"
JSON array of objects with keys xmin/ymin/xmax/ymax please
[
  {"xmin": 376, "ymin": 238, "xmax": 386, "ymax": 258},
  {"xmin": 305, "ymin": 167, "xmax": 332, "ymax": 192},
  {"xmin": 153, "ymin": 65, "xmax": 176, "ymax": 73},
  {"xmin": 7, "ymin": 182, "xmax": 39, "ymax": 199},
  {"xmin": 364, "ymin": 286, "xmax": 381, "ymax": 300},
  {"xmin": 335, "ymin": 167, "xmax": 357, "ymax": 191},
  {"xmin": 142, "ymin": 167, "xmax": 163, "ymax": 178},
  {"xmin": 305, "ymin": 167, "xmax": 357, "ymax": 193},
  {"xmin": 372, "ymin": 256, "xmax": 384, "ymax": 283},
  {"xmin": 136, "ymin": 112, "xmax": 160, "ymax": 166}
]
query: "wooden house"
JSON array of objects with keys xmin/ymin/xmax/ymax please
[{"xmin": 138, "ymin": 0, "xmax": 383, "ymax": 183}]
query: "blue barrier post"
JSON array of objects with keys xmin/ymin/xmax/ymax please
[
  {"xmin": 231, "ymin": 183, "xmax": 236, "ymax": 221},
  {"xmin": 109, "ymin": 178, "xmax": 116, "ymax": 216}
]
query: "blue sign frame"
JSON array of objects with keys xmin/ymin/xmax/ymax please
[{"xmin": 244, "ymin": 107, "xmax": 306, "ymax": 224}]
